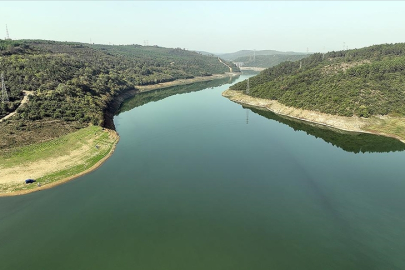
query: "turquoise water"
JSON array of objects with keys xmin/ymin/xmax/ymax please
[{"xmin": 1, "ymin": 74, "xmax": 405, "ymax": 270}]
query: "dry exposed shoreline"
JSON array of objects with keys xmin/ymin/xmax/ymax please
[
  {"xmin": 1, "ymin": 73, "xmax": 240, "ymax": 197},
  {"xmin": 223, "ymin": 89, "xmax": 405, "ymax": 144}
]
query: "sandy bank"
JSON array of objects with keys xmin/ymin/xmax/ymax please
[{"xmin": 223, "ymin": 89, "xmax": 405, "ymax": 144}]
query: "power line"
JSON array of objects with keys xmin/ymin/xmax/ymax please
[{"xmin": 5, "ymin": 24, "xmax": 10, "ymax": 40}]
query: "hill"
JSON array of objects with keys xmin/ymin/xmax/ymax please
[
  {"xmin": 230, "ymin": 43, "xmax": 405, "ymax": 118},
  {"xmin": 233, "ymin": 54, "xmax": 307, "ymax": 68},
  {"xmin": 0, "ymin": 39, "xmax": 239, "ymax": 150},
  {"xmin": 219, "ymin": 50, "xmax": 306, "ymax": 61}
]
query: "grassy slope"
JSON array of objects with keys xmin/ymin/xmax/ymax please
[{"xmin": 0, "ymin": 126, "xmax": 118, "ymax": 194}]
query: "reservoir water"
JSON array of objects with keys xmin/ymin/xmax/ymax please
[{"xmin": 1, "ymin": 74, "xmax": 405, "ymax": 269}]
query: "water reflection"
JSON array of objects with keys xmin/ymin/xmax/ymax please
[
  {"xmin": 248, "ymin": 106, "xmax": 405, "ymax": 153},
  {"xmin": 118, "ymin": 75, "xmax": 240, "ymax": 114}
]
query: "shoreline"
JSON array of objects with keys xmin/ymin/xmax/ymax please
[
  {"xmin": 1, "ymin": 73, "xmax": 240, "ymax": 197},
  {"xmin": 0, "ymin": 129, "xmax": 119, "ymax": 197},
  {"xmin": 137, "ymin": 73, "xmax": 240, "ymax": 92},
  {"xmin": 104, "ymin": 72, "xmax": 240, "ymax": 130},
  {"xmin": 0, "ymin": 128, "xmax": 119, "ymax": 197},
  {"xmin": 222, "ymin": 89, "xmax": 405, "ymax": 144}
]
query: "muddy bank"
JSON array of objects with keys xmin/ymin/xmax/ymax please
[{"xmin": 104, "ymin": 89, "xmax": 139, "ymax": 130}]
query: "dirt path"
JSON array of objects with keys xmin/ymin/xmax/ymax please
[
  {"xmin": 0, "ymin": 91, "xmax": 33, "ymax": 122},
  {"xmin": 218, "ymin": 57, "xmax": 233, "ymax": 72}
]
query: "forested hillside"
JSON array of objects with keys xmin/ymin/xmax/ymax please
[
  {"xmin": 234, "ymin": 54, "xmax": 307, "ymax": 68},
  {"xmin": 0, "ymin": 40, "xmax": 238, "ymax": 124},
  {"xmin": 230, "ymin": 43, "xmax": 405, "ymax": 117}
]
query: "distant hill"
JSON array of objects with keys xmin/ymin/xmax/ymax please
[
  {"xmin": 219, "ymin": 50, "xmax": 306, "ymax": 61},
  {"xmin": 230, "ymin": 43, "xmax": 405, "ymax": 117},
  {"xmin": 234, "ymin": 54, "xmax": 307, "ymax": 68}
]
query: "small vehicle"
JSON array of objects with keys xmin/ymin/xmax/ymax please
[{"xmin": 25, "ymin": 179, "xmax": 36, "ymax": 184}]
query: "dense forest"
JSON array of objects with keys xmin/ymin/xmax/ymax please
[
  {"xmin": 234, "ymin": 54, "xmax": 307, "ymax": 68},
  {"xmin": 230, "ymin": 43, "xmax": 405, "ymax": 117},
  {"xmin": 0, "ymin": 39, "xmax": 238, "ymax": 124}
]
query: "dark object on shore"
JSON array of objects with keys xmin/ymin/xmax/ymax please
[{"xmin": 25, "ymin": 179, "xmax": 36, "ymax": 184}]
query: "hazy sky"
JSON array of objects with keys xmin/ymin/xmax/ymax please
[{"xmin": 3, "ymin": 1, "xmax": 405, "ymax": 53}]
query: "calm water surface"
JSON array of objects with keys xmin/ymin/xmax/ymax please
[{"xmin": 1, "ymin": 74, "xmax": 405, "ymax": 270}]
